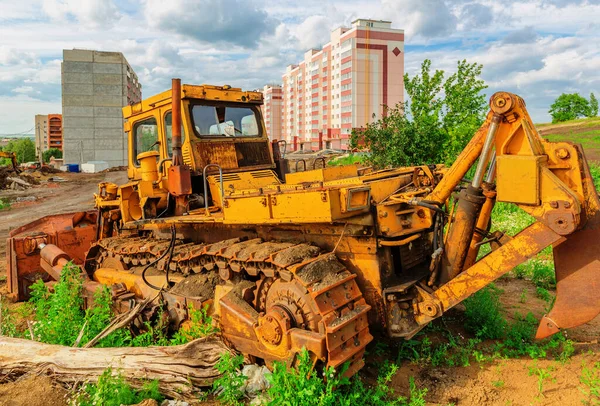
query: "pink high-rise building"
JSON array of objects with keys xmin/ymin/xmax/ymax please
[
  {"xmin": 282, "ymin": 19, "xmax": 404, "ymax": 151},
  {"xmin": 261, "ymin": 84, "xmax": 283, "ymax": 142}
]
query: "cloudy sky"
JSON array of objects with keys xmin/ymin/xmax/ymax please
[{"xmin": 0, "ymin": 0, "xmax": 599, "ymax": 134}]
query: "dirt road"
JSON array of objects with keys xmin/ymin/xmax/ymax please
[{"xmin": 0, "ymin": 170, "xmax": 127, "ymax": 274}]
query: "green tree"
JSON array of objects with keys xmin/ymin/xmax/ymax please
[
  {"xmin": 42, "ymin": 148, "xmax": 62, "ymax": 163},
  {"xmin": 590, "ymin": 92, "xmax": 599, "ymax": 117},
  {"xmin": 548, "ymin": 93, "xmax": 591, "ymax": 123},
  {"xmin": 442, "ymin": 60, "xmax": 488, "ymax": 160},
  {"xmin": 3, "ymin": 138, "xmax": 36, "ymax": 164},
  {"xmin": 351, "ymin": 59, "xmax": 488, "ymax": 166}
]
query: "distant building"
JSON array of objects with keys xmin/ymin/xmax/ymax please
[
  {"xmin": 261, "ymin": 85, "xmax": 283, "ymax": 142},
  {"xmin": 34, "ymin": 114, "xmax": 48, "ymax": 160},
  {"xmin": 34, "ymin": 114, "xmax": 63, "ymax": 161},
  {"xmin": 47, "ymin": 114, "xmax": 63, "ymax": 152},
  {"xmin": 61, "ymin": 49, "xmax": 142, "ymax": 167},
  {"xmin": 282, "ymin": 19, "xmax": 404, "ymax": 151}
]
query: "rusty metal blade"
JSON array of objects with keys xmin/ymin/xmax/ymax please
[{"xmin": 536, "ymin": 226, "xmax": 600, "ymax": 338}]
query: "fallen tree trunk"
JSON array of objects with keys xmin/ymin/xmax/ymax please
[{"xmin": 0, "ymin": 336, "xmax": 231, "ymax": 401}]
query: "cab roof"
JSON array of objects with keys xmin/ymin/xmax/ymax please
[{"xmin": 123, "ymin": 84, "xmax": 264, "ymax": 119}]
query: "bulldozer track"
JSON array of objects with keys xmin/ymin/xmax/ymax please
[{"xmin": 88, "ymin": 234, "xmax": 373, "ymax": 375}]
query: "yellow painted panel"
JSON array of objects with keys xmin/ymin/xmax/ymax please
[
  {"xmin": 270, "ymin": 191, "xmax": 335, "ymax": 222},
  {"xmin": 496, "ymin": 155, "xmax": 542, "ymax": 205},
  {"xmin": 285, "ymin": 165, "xmax": 359, "ymax": 184},
  {"xmin": 223, "ymin": 195, "xmax": 272, "ymax": 223}
]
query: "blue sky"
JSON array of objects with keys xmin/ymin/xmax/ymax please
[{"xmin": 0, "ymin": 0, "xmax": 599, "ymax": 134}]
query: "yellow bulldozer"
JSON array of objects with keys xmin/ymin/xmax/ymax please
[{"xmin": 6, "ymin": 79, "xmax": 600, "ymax": 377}]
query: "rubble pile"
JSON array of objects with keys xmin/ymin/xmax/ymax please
[{"xmin": 0, "ymin": 167, "xmax": 41, "ymax": 190}]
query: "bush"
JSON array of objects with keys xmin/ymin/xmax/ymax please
[
  {"xmin": 262, "ymin": 348, "xmax": 419, "ymax": 405},
  {"xmin": 463, "ymin": 284, "xmax": 507, "ymax": 340},
  {"xmin": 42, "ymin": 148, "xmax": 62, "ymax": 163},
  {"xmin": 213, "ymin": 353, "xmax": 247, "ymax": 406},
  {"xmin": 29, "ymin": 263, "xmax": 130, "ymax": 347},
  {"xmin": 71, "ymin": 367, "xmax": 163, "ymax": 406}
]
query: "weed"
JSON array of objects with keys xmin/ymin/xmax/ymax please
[
  {"xmin": 557, "ymin": 339, "xmax": 575, "ymax": 363},
  {"xmin": 530, "ymin": 260, "xmax": 556, "ymax": 290},
  {"xmin": 536, "ymin": 287, "xmax": 553, "ymax": 303},
  {"xmin": 463, "ymin": 284, "xmax": 507, "ymax": 340},
  {"xmin": 580, "ymin": 362, "xmax": 600, "ymax": 405},
  {"xmin": 70, "ymin": 367, "xmax": 163, "ymax": 406},
  {"xmin": 528, "ymin": 362, "xmax": 554, "ymax": 397},
  {"xmin": 0, "ymin": 295, "xmax": 17, "ymax": 337},
  {"xmin": 29, "ymin": 263, "xmax": 86, "ymax": 345},
  {"xmin": 492, "ymin": 380, "xmax": 505, "ymax": 388},
  {"xmin": 170, "ymin": 303, "xmax": 218, "ymax": 344},
  {"xmin": 213, "ymin": 352, "xmax": 247, "ymax": 406},
  {"xmin": 0, "ymin": 199, "xmax": 10, "ymax": 210},
  {"xmin": 408, "ymin": 377, "xmax": 427, "ymax": 406},
  {"xmin": 372, "ymin": 341, "xmax": 390, "ymax": 357},
  {"xmin": 519, "ymin": 288, "xmax": 528, "ymax": 304},
  {"xmin": 29, "ymin": 264, "xmax": 130, "ymax": 346},
  {"xmin": 265, "ymin": 348, "xmax": 413, "ymax": 405}
]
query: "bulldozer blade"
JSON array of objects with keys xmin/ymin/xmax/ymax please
[{"xmin": 536, "ymin": 226, "xmax": 600, "ymax": 339}]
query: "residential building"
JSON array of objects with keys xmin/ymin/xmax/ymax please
[
  {"xmin": 34, "ymin": 114, "xmax": 64, "ymax": 161},
  {"xmin": 282, "ymin": 19, "xmax": 404, "ymax": 150},
  {"xmin": 61, "ymin": 49, "xmax": 142, "ymax": 167},
  {"xmin": 261, "ymin": 84, "xmax": 283, "ymax": 142},
  {"xmin": 47, "ymin": 114, "xmax": 63, "ymax": 152}
]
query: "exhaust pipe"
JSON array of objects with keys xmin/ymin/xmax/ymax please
[
  {"xmin": 171, "ymin": 78, "xmax": 183, "ymax": 166},
  {"xmin": 167, "ymin": 78, "xmax": 192, "ymax": 215}
]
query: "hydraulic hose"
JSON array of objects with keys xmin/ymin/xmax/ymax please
[{"xmin": 141, "ymin": 225, "xmax": 176, "ymax": 291}]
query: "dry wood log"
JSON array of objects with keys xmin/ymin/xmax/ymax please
[{"xmin": 0, "ymin": 336, "xmax": 232, "ymax": 401}]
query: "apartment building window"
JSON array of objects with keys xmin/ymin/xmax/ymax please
[{"xmin": 341, "ymin": 61, "xmax": 351, "ymax": 70}]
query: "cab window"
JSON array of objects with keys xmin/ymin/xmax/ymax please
[
  {"xmin": 165, "ymin": 112, "xmax": 185, "ymax": 157},
  {"xmin": 191, "ymin": 104, "xmax": 261, "ymax": 137},
  {"xmin": 134, "ymin": 117, "xmax": 158, "ymax": 165}
]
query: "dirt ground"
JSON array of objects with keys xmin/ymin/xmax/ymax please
[
  {"xmin": 0, "ymin": 170, "xmax": 128, "ymax": 275},
  {"xmin": 1, "ymin": 169, "xmax": 600, "ymax": 405},
  {"xmin": 382, "ymin": 278, "xmax": 600, "ymax": 405}
]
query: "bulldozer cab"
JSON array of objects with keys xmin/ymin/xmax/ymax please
[{"xmin": 123, "ymin": 84, "xmax": 275, "ymax": 182}]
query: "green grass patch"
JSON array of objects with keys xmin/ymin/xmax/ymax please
[
  {"xmin": 580, "ymin": 361, "xmax": 600, "ymax": 405},
  {"xmin": 536, "ymin": 116, "xmax": 600, "ymax": 129},
  {"xmin": 212, "ymin": 348, "xmax": 426, "ymax": 406},
  {"xmin": 0, "ymin": 199, "xmax": 10, "ymax": 211},
  {"xmin": 328, "ymin": 153, "xmax": 367, "ymax": 166},
  {"xmin": 70, "ymin": 367, "xmax": 163, "ymax": 406}
]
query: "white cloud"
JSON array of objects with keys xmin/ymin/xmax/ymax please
[
  {"xmin": 294, "ymin": 15, "xmax": 332, "ymax": 50},
  {"xmin": 0, "ymin": 0, "xmax": 598, "ymax": 130},
  {"xmin": 42, "ymin": 0, "xmax": 120, "ymax": 28},
  {"xmin": 382, "ymin": 0, "xmax": 457, "ymax": 39},
  {"xmin": 143, "ymin": 0, "xmax": 274, "ymax": 48}
]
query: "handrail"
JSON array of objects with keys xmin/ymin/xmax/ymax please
[
  {"xmin": 313, "ymin": 157, "xmax": 326, "ymax": 169},
  {"xmin": 202, "ymin": 164, "xmax": 224, "ymax": 216},
  {"xmin": 295, "ymin": 160, "xmax": 306, "ymax": 172}
]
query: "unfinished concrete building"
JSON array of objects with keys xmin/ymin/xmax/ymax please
[{"xmin": 61, "ymin": 49, "xmax": 142, "ymax": 167}]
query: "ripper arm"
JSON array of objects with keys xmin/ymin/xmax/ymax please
[{"xmin": 417, "ymin": 92, "xmax": 600, "ymax": 338}]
